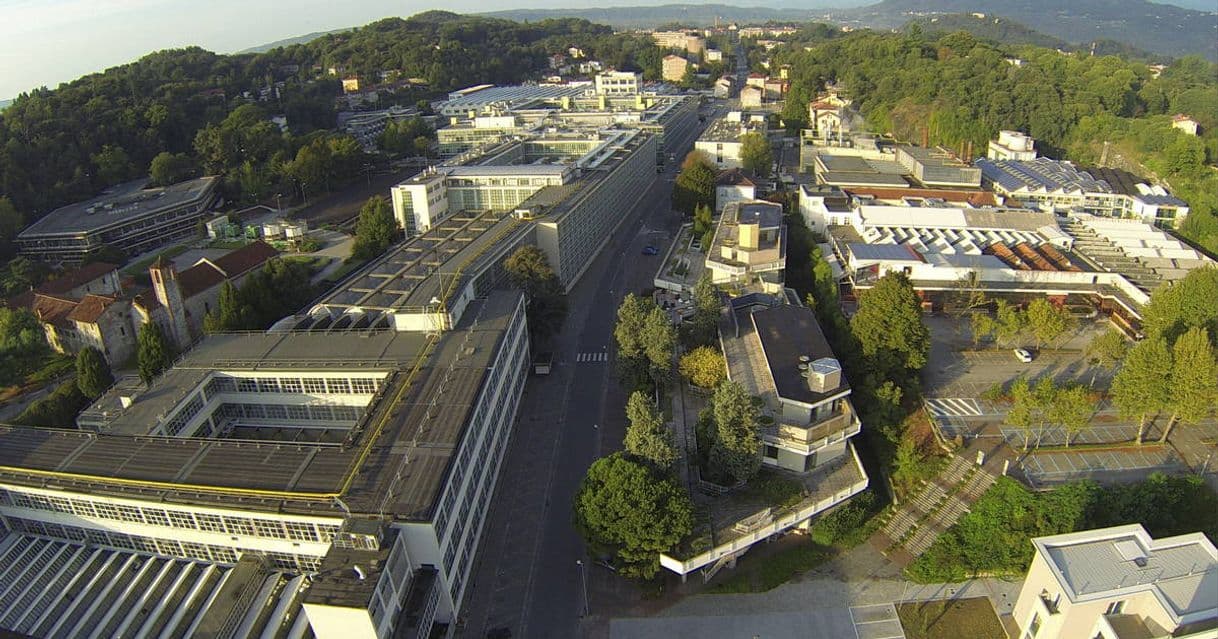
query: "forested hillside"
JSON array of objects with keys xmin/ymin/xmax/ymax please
[
  {"xmin": 0, "ymin": 12, "xmax": 653, "ymax": 262},
  {"xmin": 774, "ymin": 29, "xmax": 1218, "ymax": 252}
]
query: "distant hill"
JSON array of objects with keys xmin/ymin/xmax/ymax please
[
  {"xmin": 845, "ymin": 0, "xmax": 1218, "ymax": 60},
  {"xmin": 482, "ymin": 4, "xmax": 830, "ymax": 29},
  {"xmin": 238, "ymin": 29, "xmax": 352, "ymax": 54},
  {"xmin": 907, "ymin": 14, "xmax": 1068, "ymax": 49}
]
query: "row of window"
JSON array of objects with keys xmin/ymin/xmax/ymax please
[
  {"xmin": 205, "ymin": 375, "xmax": 381, "ymax": 397},
  {"xmin": 163, "ymin": 393, "xmax": 205, "ymax": 437},
  {"xmin": 0, "ymin": 488, "xmax": 340, "ymax": 543},
  {"xmin": 213, "ymin": 402, "xmax": 361, "ymax": 424},
  {"xmin": 5, "ymin": 516, "xmax": 323, "ymax": 572}
]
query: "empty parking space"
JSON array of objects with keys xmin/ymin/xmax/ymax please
[
  {"xmin": 1000, "ymin": 423, "xmax": 1137, "ymax": 447},
  {"xmin": 1023, "ymin": 448, "xmax": 1183, "ymax": 485},
  {"xmin": 850, "ymin": 603, "xmax": 906, "ymax": 639}
]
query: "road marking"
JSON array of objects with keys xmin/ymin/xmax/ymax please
[
  {"xmin": 925, "ymin": 398, "xmax": 983, "ymax": 417},
  {"xmin": 575, "ymin": 352, "xmax": 608, "ymax": 363}
]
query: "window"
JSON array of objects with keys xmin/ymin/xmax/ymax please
[
  {"xmin": 764, "ymin": 445, "xmax": 779, "ymax": 459},
  {"xmin": 281, "ymin": 378, "xmax": 302, "ymax": 394},
  {"xmin": 237, "ymin": 378, "xmax": 258, "ymax": 393},
  {"xmin": 1105, "ymin": 601, "xmax": 1125, "ymax": 615},
  {"xmin": 351, "ymin": 378, "xmax": 376, "ymax": 394},
  {"xmin": 1024, "ymin": 612, "xmax": 1041, "ymax": 639},
  {"xmin": 303, "ymin": 378, "xmax": 326, "ymax": 394},
  {"xmin": 325, "ymin": 378, "xmax": 351, "ymax": 394}
]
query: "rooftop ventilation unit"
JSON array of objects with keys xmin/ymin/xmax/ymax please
[{"xmin": 806, "ymin": 357, "xmax": 842, "ymax": 393}]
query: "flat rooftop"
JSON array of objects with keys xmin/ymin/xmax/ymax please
[
  {"xmin": 1037, "ymin": 524, "xmax": 1218, "ymax": 618},
  {"xmin": 750, "ymin": 304, "xmax": 847, "ymax": 406},
  {"xmin": 977, "ymin": 157, "xmax": 1113, "ymax": 194},
  {"xmin": 441, "ymin": 84, "xmax": 587, "ymax": 112},
  {"xmin": 19, "ymin": 176, "xmax": 219, "ymax": 237},
  {"xmin": 0, "ymin": 291, "xmax": 523, "ymax": 521}
]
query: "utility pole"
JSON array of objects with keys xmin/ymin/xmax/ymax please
[{"xmin": 575, "ymin": 559, "xmax": 589, "ymax": 617}]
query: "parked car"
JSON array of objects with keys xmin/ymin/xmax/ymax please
[
  {"xmin": 642, "ymin": 245, "xmax": 659, "ymax": 256},
  {"xmin": 1013, "ymin": 348, "xmax": 1034, "ymax": 363}
]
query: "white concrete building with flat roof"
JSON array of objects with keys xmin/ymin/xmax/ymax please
[
  {"xmin": 988, "ymin": 130, "xmax": 1038, "ymax": 161},
  {"xmin": 594, "ymin": 70, "xmax": 642, "ymax": 95},
  {"xmin": 1012, "ymin": 524, "xmax": 1218, "ymax": 639}
]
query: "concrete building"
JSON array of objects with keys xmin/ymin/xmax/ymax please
[
  {"xmin": 339, "ymin": 105, "xmax": 421, "ymax": 152},
  {"xmin": 435, "ymin": 114, "xmax": 527, "ymax": 156},
  {"xmin": 695, "ymin": 111, "xmax": 768, "ymax": 170},
  {"xmin": 594, "ymin": 70, "xmax": 642, "ymax": 95},
  {"xmin": 713, "ymin": 75, "xmax": 733, "ymax": 98},
  {"xmin": 705, "ymin": 200, "xmax": 787, "ymax": 291},
  {"xmin": 438, "ymin": 84, "xmax": 586, "ymax": 117},
  {"xmin": 0, "ymin": 289, "xmax": 531, "ymax": 639},
  {"xmin": 706, "ymin": 48, "xmax": 723, "ymax": 62},
  {"xmin": 977, "ymin": 157, "xmax": 1190, "ymax": 228},
  {"xmin": 652, "ymin": 31, "xmax": 705, "ymax": 54},
  {"xmin": 1012, "ymin": 524, "xmax": 1218, "ymax": 639},
  {"xmin": 16, "ymin": 177, "xmax": 220, "ymax": 264},
  {"xmin": 740, "ymin": 85, "xmax": 764, "ymax": 108},
  {"xmin": 715, "ymin": 168, "xmax": 757, "ymax": 214},
  {"xmin": 894, "ymin": 146, "xmax": 982, "ymax": 188},
  {"xmin": 662, "ymin": 55, "xmax": 690, "ymax": 82},
  {"xmin": 1172, "ymin": 114, "xmax": 1200, "ymax": 136},
  {"xmin": 660, "ymin": 297, "xmax": 869, "ymax": 578},
  {"xmin": 987, "ymin": 130, "xmax": 1038, "ymax": 161}
]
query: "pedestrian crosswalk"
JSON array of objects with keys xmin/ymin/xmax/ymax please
[
  {"xmin": 575, "ymin": 352, "xmax": 609, "ymax": 363},
  {"xmin": 925, "ymin": 398, "xmax": 984, "ymax": 418}
]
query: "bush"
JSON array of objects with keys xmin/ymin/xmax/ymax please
[
  {"xmin": 15, "ymin": 379, "xmax": 90, "ymax": 428},
  {"xmin": 809, "ymin": 491, "xmax": 880, "ymax": 546}
]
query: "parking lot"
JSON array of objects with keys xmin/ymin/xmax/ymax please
[{"xmin": 1023, "ymin": 448, "xmax": 1185, "ymax": 487}]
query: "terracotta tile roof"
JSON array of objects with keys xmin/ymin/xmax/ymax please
[
  {"xmin": 176, "ymin": 241, "xmax": 278, "ymax": 298},
  {"xmin": 67, "ymin": 294, "xmax": 118, "ymax": 324},
  {"xmin": 30, "ymin": 294, "xmax": 78, "ymax": 326},
  {"xmin": 842, "ymin": 186, "xmax": 998, "ymax": 207},
  {"xmin": 212, "ymin": 240, "xmax": 279, "ymax": 278},
  {"xmin": 38, "ymin": 262, "xmax": 118, "ymax": 296},
  {"xmin": 177, "ymin": 263, "xmax": 226, "ymax": 299}
]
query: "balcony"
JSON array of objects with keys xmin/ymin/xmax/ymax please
[{"xmin": 763, "ymin": 404, "xmax": 859, "ymax": 454}]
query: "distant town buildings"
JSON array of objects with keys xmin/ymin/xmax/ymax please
[
  {"xmin": 1012, "ymin": 524, "xmax": 1218, "ymax": 639},
  {"xmin": 594, "ymin": 70, "xmax": 642, "ymax": 95},
  {"xmin": 652, "ymin": 30, "xmax": 705, "ymax": 55}
]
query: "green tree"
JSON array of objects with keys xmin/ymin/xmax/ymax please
[
  {"xmin": 1111, "ymin": 336, "xmax": 1173, "ymax": 444},
  {"xmin": 1140, "ymin": 266, "xmax": 1218, "ymax": 344},
  {"xmin": 679, "ymin": 345, "xmax": 726, "ymax": 389},
  {"xmin": 672, "ymin": 152, "xmax": 716, "ymax": 215},
  {"xmin": 1006, "ymin": 376, "xmax": 1055, "ymax": 452},
  {"xmin": 75, "ymin": 346, "xmax": 113, "ymax": 400},
  {"xmin": 1162, "ymin": 327, "xmax": 1218, "ymax": 443},
  {"xmin": 148, "ymin": 152, "xmax": 197, "ymax": 186},
  {"xmin": 615, "ymin": 294, "xmax": 673, "ymax": 392},
  {"xmin": 1084, "ymin": 329, "xmax": 1128, "ymax": 384},
  {"xmin": 685, "ymin": 274, "xmax": 720, "ymax": 347},
  {"xmin": 503, "ymin": 246, "xmax": 567, "ymax": 343},
  {"xmin": 708, "ymin": 380, "xmax": 762, "ymax": 484},
  {"xmin": 0, "ymin": 307, "xmax": 47, "ymax": 358},
  {"xmin": 203, "ymin": 281, "xmax": 245, "ymax": 333},
  {"xmin": 15, "ymin": 379, "xmax": 89, "ymax": 428},
  {"xmin": 850, "ymin": 272, "xmax": 930, "ymax": 383},
  {"xmin": 624, "ymin": 391, "xmax": 677, "ymax": 470},
  {"xmin": 573, "ymin": 452, "xmax": 694, "ymax": 578},
  {"xmin": 1025, "ymin": 298, "xmax": 1073, "ymax": 349},
  {"xmin": 351, "ymin": 196, "xmax": 397, "ymax": 260},
  {"xmin": 1049, "ymin": 384, "xmax": 1093, "ymax": 447},
  {"xmin": 993, "ymin": 300, "xmax": 1027, "ymax": 346},
  {"xmin": 970, "ymin": 310, "xmax": 997, "ymax": 347},
  {"xmin": 137, "ymin": 322, "xmax": 175, "ymax": 385},
  {"xmin": 0, "ymin": 197, "xmax": 24, "ymax": 261},
  {"xmin": 91, "ymin": 145, "xmax": 135, "ymax": 185},
  {"xmin": 739, "ymin": 132, "xmax": 773, "ymax": 178},
  {"xmin": 692, "ymin": 203, "xmax": 714, "ymax": 238},
  {"xmin": 640, "ymin": 305, "xmax": 677, "ymax": 390}
]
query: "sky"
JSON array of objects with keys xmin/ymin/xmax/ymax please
[{"xmin": 0, "ymin": 0, "xmax": 1208, "ymax": 99}]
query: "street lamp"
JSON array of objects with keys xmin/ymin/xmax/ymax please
[
  {"xmin": 275, "ymin": 193, "xmax": 283, "ymax": 215},
  {"xmin": 575, "ymin": 559, "xmax": 589, "ymax": 617}
]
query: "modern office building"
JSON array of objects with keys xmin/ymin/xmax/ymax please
[
  {"xmin": 705, "ymin": 200, "xmax": 787, "ymax": 291},
  {"xmin": 16, "ymin": 176, "xmax": 221, "ymax": 264},
  {"xmin": 0, "ymin": 288, "xmax": 531, "ymax": 639},
  {"xmin": 660, "ymin": 297, "xmax": 869, "ymax": 579},
  {"xmin": 976, "ymin": 157, "xmax": 1190, "ymax": 228},
  {"xmin": 435, "ymin": 114, "xmax": 529, "ymax": 156},
  {"xmin": 1012, "ymin": 524, "xmax": 1218, "ymax": 639}
]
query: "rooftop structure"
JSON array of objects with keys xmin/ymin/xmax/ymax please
[
  {"xmin": 977, "ymin": 157, "xmax": 1190, "ymax": 227},
  {"xmin": 438, "ymin": 83, "xmax": 587, "ymax": 116},
  {"xmin": 1013, "ymin": 524, "xmax": 1218, "ymax": 639},
  {"xmin": 16, "ymin": 176, "xmax": 220, "ymax": 264},
  {"xmin": 695, "ymin": 112, "xmax": 768, "ymax": 169},
  {"xmin": 987, "ymin": 130, "xmax": 1038, "ymax": 162},
  {"xmin": 813, "ymin": 153, "xmax": 911, "ymax": 189},
  {"xmin": 894, "ymin": 145, "xmax": 982, "ymax": 188}
]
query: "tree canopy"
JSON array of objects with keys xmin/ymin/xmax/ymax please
[
  {"xmin": 679, "ymin": 345, "xmax": 726, "ymax": 390},
  {"xmin": 573, "ymin": 452, "xmax": 694, "ymax": 578},
  {"xmin": 351, "ymin": 196, "xmax": 397, "ymax": 261},
  {"xmin": 1111, "ymin": 336, "xmax": 1174, "ymax": 444},
  {"xmin": 672, "ymin": 151, "xmax": 716, "ymax": 215},
  {"xmin": 75, "ymin": 347, "xmax": 113, "ymax": 400},
  {"xmin": 739, "ymin": 132, "xmax": 773, "ymax": 178},
  {"xmin": 624, "ymin": 391, "xmax": 677, "ymax": 470},
  {"xmin": 137, "ymin": 322, "xmax": 175, "ymax": 385},
  {"xmin": 503, "ymin": 245, "xmax": 567, "ymax": 344},
  {"xmin": 850, "ymin": 273, "xmax": 930, "ymax": 386},
  {"xmin": 707, "ymin": 380, "xmax": 762, "ymax": 485}
]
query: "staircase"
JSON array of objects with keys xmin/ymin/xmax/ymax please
[{"xmin": 875, "ymin": 455, "xmax": 997, "ymax": 564}]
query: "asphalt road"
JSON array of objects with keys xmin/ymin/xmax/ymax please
[{"xmin": 458, "ymin": 117, "xmax": 704, "ymax": 639}]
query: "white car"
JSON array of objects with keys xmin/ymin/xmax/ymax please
[{"xmin": 1013, "ymin": 348, "xmax": 1034, "ymax": 363}]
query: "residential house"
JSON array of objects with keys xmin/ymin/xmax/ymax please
[
  {"xmin": 740, "ymin": 85, "xmax": 764, "ymax": 108},
  {"xmin": 715, "ymin": 169, "xmax": 757, "ymax": 214},
  {"xmin": 1172, "ymin": 114, "xmax": 1200, "ymax": 136}
]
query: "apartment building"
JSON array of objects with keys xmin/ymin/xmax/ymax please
[
  {"xmin": 1012, "ymin": 524, "xmax": 1218, "ymax": 639},
  {"xmin": 594, "ymin": 70, "xmax": 642, "ymax": 95},
  {"xmin": 652, "ymin": 31, "xmax": 705, "ymax": 54},
  {"xmin": 695, "ymin": 111, "xmax": 768, "ymax": 169},
  {"xmin": 16, "ymin": 176, "xmax": 220, "ymax": 264},
  {"xmin": 662, "ymin": 55, "xmax": 690, "ymax": 82},
  {"xmin": 705, "ymin": 200, "xmax": 787, "ymax": 291},
  {"xmin": 0, "ymin": 289, "xmax": 531, "ymax": 639}
]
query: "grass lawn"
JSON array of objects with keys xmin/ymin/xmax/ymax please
[
  {"xmin": 896, "ymin": 598, "xmax": 1006, "ymax": 639},
  {"xmin": 706, "ymin": 536, "xmax": 831, "ymax": 594},
  {"xmin": 121, "ymin": 244, "xmax": 190, "ymax": 277}
]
